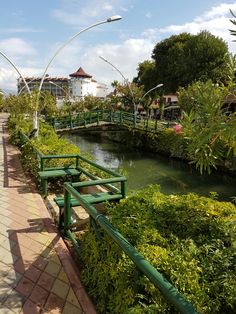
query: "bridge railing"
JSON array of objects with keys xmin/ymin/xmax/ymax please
[
  {"xmin": 47, "ymin": 110, "xmax": 170, "ymax": 132},
  {"xmin": 62, "ymin": 181, "xmax": 198, "ymax": 314}
]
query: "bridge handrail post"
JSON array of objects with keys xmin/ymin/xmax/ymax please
[{"xmin": 121, "ymin": 180, "xmax": 126, "ymax": 198}]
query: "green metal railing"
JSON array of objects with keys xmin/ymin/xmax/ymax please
[
  {"xmin": 18, "ymin": 129, "xmax": 197, "ymax": 313},
  {"xmin": 62, "ymin": 182, "xmax": 198, "ymax": 314},
  {"xmin": 47, "ymin": 109, "xmax": 170, "ymax": 133},
  {"xmin": 18, "ymin": 130, "xmax": 126, "ymax": 196}
]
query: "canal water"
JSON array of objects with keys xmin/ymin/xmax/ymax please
[{"xmin": 65, "ymin": 133, "xmax": 236, "ymax": 202}]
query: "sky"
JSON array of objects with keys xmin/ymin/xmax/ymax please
[{"xmin": 0, "ymin": 0, "xmax": 236, "ymax": 93}]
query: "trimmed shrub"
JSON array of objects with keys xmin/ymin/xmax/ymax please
[{"xmin": 79, "ymin": 185, "xmax": 236, "ymax": 314}]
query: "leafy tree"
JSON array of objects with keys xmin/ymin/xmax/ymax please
[
  {"xmin": 115, "ymin": 82, "xmax": 144, "ymax": 112},
  {"xmin": 133, "ymin": 60, "xmax": 157, "ymax": 92},
  {"xmin": 179, "ymin": 80, "xmax": 236, "ymax": 173},
  {"xmin": 152, "ymin": 31, "xmax": 231, "ymax": 92},
  {"xmin": 38, "ymin": 90, "xmax": 57, "ymax": 116}
]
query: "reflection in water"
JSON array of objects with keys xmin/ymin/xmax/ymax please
[{"xmin": 65, "ymin": 133, "xmax": 236, "ymax": 201}]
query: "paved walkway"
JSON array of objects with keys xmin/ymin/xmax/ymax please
[{"xmin": 0, "ymin": 113, "xmax": 96, "ymax": 314}]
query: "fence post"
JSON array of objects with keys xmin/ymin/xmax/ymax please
[
  {"xmin": 64, "ymin": 188, "xmax": 71, "ymax": 234},
  {"xmin": 121, "ymin": 181, "xmax": 126, "ymax": 198}
]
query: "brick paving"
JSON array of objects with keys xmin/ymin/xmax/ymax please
[{"xmin": 0, "ymin": 113, "xmax": 96, "ymax": 314}]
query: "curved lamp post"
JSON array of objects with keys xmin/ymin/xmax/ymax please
[
  {"xmin": 0, "ymin": 51, "xmax": 31, "ymax": 95},
  {"xmin": 141, "ymin": 84, "xmax": 164, "ymax": 120},
  {"xmin": 34, "ymin": 15, "xmax": 122, "ymax": 136},
  {"xmin": 142, "ymin": 83, "xmax": 163, "ymax": 99},
  {"xmin": 49, "ymin": 80, "xmax": 68, "ymax": 97},
  {"xmin": 99, "ymin": 55, "xmax": 136, "ymax": 113},
  {"xmin": 49, "ymin": 80, "xmax": 70, "ymax": 113}
]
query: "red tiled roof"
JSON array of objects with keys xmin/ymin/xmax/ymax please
[{"xmin": 69, "ymin": 67, "xmax": 92, "ymax": 78}]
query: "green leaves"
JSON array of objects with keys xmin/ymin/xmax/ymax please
[
  {"xmin": 152, "ymin": 31, "xmax": 230, "ymax": 93},
  {"xmin": 79, "ymin": 186, "xmax": 236, "ymax": 313},
  {"xmin": 179, "ymin": 80, "xmax": 236, "ymax": 173}
]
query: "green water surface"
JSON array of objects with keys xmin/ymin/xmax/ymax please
[{"xmin": 65, "ymin": 133, "xmax": 236, "ymax": 202}]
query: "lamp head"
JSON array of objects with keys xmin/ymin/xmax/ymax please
[
  {"xmin": 156, "ymin": 83, "xmax": 164, "ymax": 88},
  {"xmin": 107, "ymin": 15, "xmax": 122, "ymax": 22},
  {"xmin": 99, "ymin": 55, "xmax": 108, "ymax": 63}
]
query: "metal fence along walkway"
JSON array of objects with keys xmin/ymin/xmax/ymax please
[{"xmin": 0, "ymin": 113, "xmax": 96, "ymax": 314}]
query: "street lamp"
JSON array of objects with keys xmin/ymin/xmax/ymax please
[
  {"xmin": 142, "ymin": 84, "xmax": 164, "ymax": 99},
  {"xmin": 34, "ymin": 15, "xmax": 122, "ymax": 136},
  {"xmin": 99, "ymin": 55, "xmax": 136, "ymax": 112},
  {"xmin": 0, "ymin": 50, "xmax": 31, "ymax": 95},
  {"xmin": 49, "ymin": 80, "xmax": 70, "ymax": 111},
  {"xmin": 48, "ymin": 81, "xmax": 68, "ymax": 97}
]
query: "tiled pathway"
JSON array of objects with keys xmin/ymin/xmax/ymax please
[{"xmin": 0, "ymin": 113, "xmax": 96, "ymax": 314}]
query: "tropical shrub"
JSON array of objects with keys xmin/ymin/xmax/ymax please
[
  {"xmin": 79, "ymin": 185, "xmax": 236, "ymax": 314},
  {"xmin": 179, "ymin": 80, "xmax": 236, "ymax": 173},
  {"xmin": 8, "ymin": 116, "xmax": 112, "ymax": 189}
]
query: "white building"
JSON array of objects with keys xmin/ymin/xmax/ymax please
[
  {"xmin": 163, "ymin": 93, "xmax": 178, "ymax": 105},
  {"xmin": 17, "ymin": 67, "xmax": 108, "ymax": 102},
  {"xmin": 69, "ymin": 67, "xmax": 107, "ymax": 99}
]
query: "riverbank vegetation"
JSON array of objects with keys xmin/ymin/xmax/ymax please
[
  {"xmin": 79, "ymin": 185, "xmax": 236, "ymax": 314},
  {"xmin": 6, "ymin": 114, "xmax": 236, "ymax": 314}
]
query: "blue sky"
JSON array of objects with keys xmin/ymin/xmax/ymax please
[{"xmin": 0, "ymin": 0, "xmax": 236, "ymax": 92}]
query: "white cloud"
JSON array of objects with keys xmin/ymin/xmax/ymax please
[
  {"xmin": 66, "ymin": 38, "xmax": 153, "ymax": 89},
  {"xmin": 145, "ymin": 12, "xmax": 152, "ymax": 19},
  {"xmin": 0, "ymin": 38, "xmax": 37, "ymax": 59},
  {"xmin": 52, "ymin": 0, "xmax": 130, "ymax": 26},
  {"xmin": 1, "ymin": 1, "xmax": 236, "ymax": 93},
  {"xmin": 142, "ymin": 2, "xmax": 236, "ymax": 53},
  {"xmin": 195, "ymin": 2, "xmax": 236, "ymax": 21},
  {"xmin": 0, "ymin": 68, "xmax": 18, "ymax": 91},
  {"xmin": 0, "ymin": 28, "xmax": 43, "ymax": 34}
]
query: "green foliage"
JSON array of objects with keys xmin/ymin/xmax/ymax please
[
  {"xmin": 151, "ymin": 31, "xmax": 230, "ymax": 93},
  {"xmin": 229, "ymin": 9, "xmax": 236, "ymax": 39},
  {"xmin": 124, "ymin": 127, "xmax": 187, "ymax": 159},
  {"xmin": 112, "ymin": 82, "xmax": 144, "ymax": 112},
  {"xmin": 133, "ymin": 60, "xmax": 157, "ymax": 92},
  {"xmin": 8, "ymin": 116, "xmax": 81, "ymax": 177},
  {"xmin": 58, "ymin": 96, "xmax": 115, "ymax": 116},
  {"xmin": 8, "ymin": 116, "xmax": 112, "ymax": 187},
  {"xmin": 79, "ymin": 185, "xmax": 236, "ymax": 314},
  {"xmin": 179, "ymin": 80, "xmax": 236, "ymax": 173}
]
